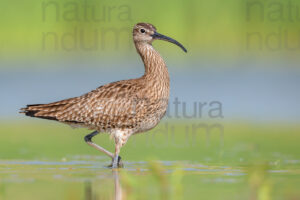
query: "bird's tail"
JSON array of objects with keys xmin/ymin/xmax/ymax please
[{"xmin": 20, "ymin": 98, "xmax": 77, "ymax": 121}]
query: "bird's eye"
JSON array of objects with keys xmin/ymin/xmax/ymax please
[{"xmin": 140, "ymin": 29, "xmax": 146, "ymax": 33}]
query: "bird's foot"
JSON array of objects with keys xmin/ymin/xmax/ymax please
[{"xmin": 107, "ymin": 156, "xmax": 123, "ymax": 168}]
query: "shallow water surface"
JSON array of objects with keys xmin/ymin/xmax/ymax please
[{"xmin": 0, "ymin": 156, "xmax": 299, "ymax": 200}]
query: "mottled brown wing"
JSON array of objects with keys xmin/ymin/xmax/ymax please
[{"xmin": 54, "ymin": 80, "xmax": 149, "ymax": 130}]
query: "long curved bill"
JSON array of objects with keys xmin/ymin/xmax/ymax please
[{"xmin": 152, "ymin": 32, "xmax": 187, "ymax": 53}]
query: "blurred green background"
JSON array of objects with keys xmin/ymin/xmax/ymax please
[
  {"xmin": 1, "ymin": 0, "xmax": 300, "ymax": 199},
  {"xmin": 1, "ymin": 0, "xmax": 300, "ymax": 60}
]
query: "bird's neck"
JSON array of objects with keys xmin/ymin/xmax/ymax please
[{"xmin": 135, "ymin": 42, "xmax": 169, "ymax": 82}]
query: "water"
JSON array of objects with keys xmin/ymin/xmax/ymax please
[
  {"xmin": 0, "ymin": 156, "xmax": 297, "ymax": 182},
  {"xmin": 0, "ymin": 156, "xmax": 299, "ymax": 199}
]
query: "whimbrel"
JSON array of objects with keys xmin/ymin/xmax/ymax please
[{"xmin": 20, "ymin": 23, "xmax": 187, "ymax": 168}]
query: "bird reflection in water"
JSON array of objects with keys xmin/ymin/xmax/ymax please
[
  {"xmin": 113, "ymin": 170, "xmax": 123, "ymax": 200},
  {"xmin": 84, "ymin": 170, "xmax": 123, "ymax": 200}
]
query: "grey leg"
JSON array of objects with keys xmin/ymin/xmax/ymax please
[
  {"xmin": 112, "ymin": 142, "xmax": 123, "ymax": 168},
  {"xmin": 84, "ymin": 131, "xmax": 114, "ymax": 158},
  {"xmin": 108, "ymin": 156, "xmax": 123, "ymax": 168},
  {"xmin": 112, "ymin": 156, "xmax": 118, "ymax": 168}
]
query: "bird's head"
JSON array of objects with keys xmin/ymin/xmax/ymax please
[{"xmin": 133, "ymin": 22, "xmax": 187, "ymax": 53}]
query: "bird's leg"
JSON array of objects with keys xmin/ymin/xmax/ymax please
[
  {"xmin": 84, "ymin": 131, "xmax": 114, "ymax": 158},
  {"xmin": 112, "ymin": 142, "xmax": 123, "ymax": 168}
]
